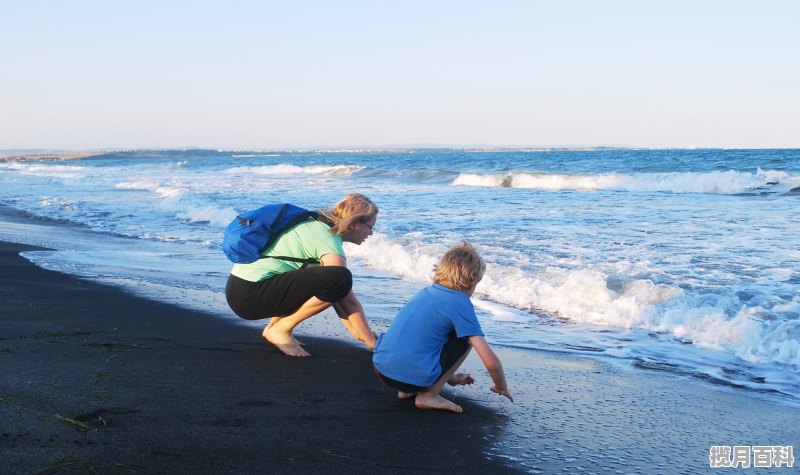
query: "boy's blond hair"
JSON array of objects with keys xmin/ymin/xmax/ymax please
[
  {"xmin": 433, "ymin": 241, "xmax": 485, "ymax": 291},
  {"xmin": 319, "ymin": 193, "xmax": 379, "ymax": 236}
]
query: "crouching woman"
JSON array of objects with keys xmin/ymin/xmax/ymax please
[{"xmin": 226, "ymin": 193, "xmax": 379, "ymax": 357}]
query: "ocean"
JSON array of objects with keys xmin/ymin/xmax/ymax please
[{"xmin": 1, "ymin": 148, "xmax": 799, "ymax": 411}]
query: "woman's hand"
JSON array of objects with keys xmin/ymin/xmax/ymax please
[
  {"xmin": 490, "ymin": 386, "xmax": 514, "ymax": 402},
  {"xmin": 333, "ymin": 292, "xmax": 377, "ymax": 351}
]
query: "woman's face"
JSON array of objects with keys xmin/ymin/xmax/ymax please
[{"xmin": 342, "ymin": 214, "xmax": 377, "ymax": 245}]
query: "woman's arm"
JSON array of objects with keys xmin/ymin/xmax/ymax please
[
  {"xmin": 467, "ymin": 335, "xmax": 513, "ymax": 402},
  {"xmin": 320, "ymin": 254, "xmax": 378, "ymax": 350}
]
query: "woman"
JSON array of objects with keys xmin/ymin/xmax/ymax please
[{"xmin": 225, "ymin": 193, "xmax": 379, "ymax": 357}]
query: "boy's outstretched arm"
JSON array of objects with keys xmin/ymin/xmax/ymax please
[{"xmin": 467, "ymin": 335, "xmax": 513, "ymax": 402}]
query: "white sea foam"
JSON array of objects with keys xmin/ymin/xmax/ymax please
[
  {"xmin": 347, "ymin": 232, "xmax": 683, "ymax": 329},
  {"xmin": 231, "ymin": 154, "xmax": 281, "ymax": 157},
  {"xmin": 39, "ymin": 196, "xmax": 76, "ymax": 211},
  {"xmin": 115, "ymin": 180, "xmax": 161, "ymax": 191},
  {"xmin": 472, "ymin": 299, "xmax": 528, "ymax": 322},
  {"xmin": 115, "ymin": 180, "xmax": 187, "ymax": 198},
  {"xmin": 453, "ymin": 168, "xmax": 800, "ymax": 194},
  {"xmin": 478, "ymin": 265, "xmax": 683, "ymax": 328},
  {"xmin": 154, "ymin": 186, "xmax": 186, "ymax": 198},
  {"xmin": 223, "ymin": 164, "xmax": 365, "ymax": 176},
  {"xmin": 176, "ymin": 205, "xmax": 237, "ymax": 227},
  {"xmin": 344, "ymin": 233, "xmax": 441, "ymax": 282},
  {"xmin": 115, "ymin": 179, "xmax": 236, "ymax": 230},
  {"xmin": 345, "ymin": 230, "xmax": 800, "ymax": 369},
  {"xmin": 6, "ymin": 163, "xmax": 87, "ymax": 179}
]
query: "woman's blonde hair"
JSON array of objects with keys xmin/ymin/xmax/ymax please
[
  {"xmin": 433, "ymin": 241, "xmax": 485, "ymax": 291},
  {"xmin": 319, "ymin": 193, "xmax": 379, "ymax": 236}
]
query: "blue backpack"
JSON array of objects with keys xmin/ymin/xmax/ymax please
[{"xmin": 222, "ymin": 203, "xmax": 320, "ymax": 265}]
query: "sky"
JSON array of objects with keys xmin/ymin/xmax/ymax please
[{"xmin": 1, "ymin": 1, "xmax": 798, "ymax": 150}]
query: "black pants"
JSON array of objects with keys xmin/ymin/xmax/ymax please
[
  {"xmin": 374, "ymin": 336, "xmax": 471, "ymax": 392},
  {"xmin": 226, "ymin": 266, "xmax": 353, "ymax": 320}
]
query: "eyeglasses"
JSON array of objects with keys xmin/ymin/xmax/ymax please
[{"xmin": 361, "ymin": 221, "xmax": 376, "ymax": 232}]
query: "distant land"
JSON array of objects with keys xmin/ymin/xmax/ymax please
[
  {"xmin": 1, "ymin": 145, "xmax": 794, "ymax": 162},
  {"xmin": 0, "ymin": 146, "xmax": 623, "ymax": 162}
]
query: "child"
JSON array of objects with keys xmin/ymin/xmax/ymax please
[{"xmin": 372, "ymin": 242, "xmax": 513, "ymax": 413}]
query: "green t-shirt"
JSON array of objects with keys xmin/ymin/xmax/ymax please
[{"xmin": 230, "ymin": 219, "xmax": 345, "ymax": 282}]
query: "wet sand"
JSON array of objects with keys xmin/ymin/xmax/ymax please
[
  {"xmin": 2, "ymin": 232, "xmax": 799, "ymax": 474},
  {"xmin": 0, "ymin": 241, "xmax": 517, "ymax": 474}
]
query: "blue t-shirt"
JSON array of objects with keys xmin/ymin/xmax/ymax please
[{"xmin": 372, "ymin": 284, "xmax": 484, "ymax": 387}]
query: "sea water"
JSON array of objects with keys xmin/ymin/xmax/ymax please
[{"xmin": 1, "ymin": 148, "xmax": 799, "ymax": 408}]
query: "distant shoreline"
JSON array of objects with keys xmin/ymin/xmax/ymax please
[
  {"xmin": 3, "ymin": 146, "xmax": 798, "ymax": 162},
  {"xmin": 0, "ymin": 151, "xmax": 108, "ymax": 162}
]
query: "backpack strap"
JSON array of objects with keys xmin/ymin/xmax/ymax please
[
  {"xmin": 261, "ymin": 210, "xmax": 330, "ymax": 268},
  {"xmin": 263, "ymin": 255, "xmax": 320, "ymax": 268}
]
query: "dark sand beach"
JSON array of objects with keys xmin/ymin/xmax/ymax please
[
  {"xmin": 2, "ymin": 230, "xmax": 799, "ymax": 474},
  {"xmin": 0, "ymin": 241, "xmax": 516, "ymax": 474}
]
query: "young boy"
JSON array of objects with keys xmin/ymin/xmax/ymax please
[{"xmin": 372, "ymin": 242, "xmax": 513, "ymax": 413}]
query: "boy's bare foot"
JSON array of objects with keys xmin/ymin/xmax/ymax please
[
  {"xmin": 447, "ymin": 372, "xmax": 475, "ymax": 386},
  {"xmin": 415, "ymin": 394, "xmax": 463, "ymax": 413},
  {"xmin": 263, "ymin": 326, "xmax": 311, "ymax": 357},
  {"xmin": 397, "ymin": 391, "xmax": 417, "ymax": 400}
]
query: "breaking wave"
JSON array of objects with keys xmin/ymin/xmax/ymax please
[{"xmin": 453, "ymin": 168, "xmax": 800, "ymax": 194}]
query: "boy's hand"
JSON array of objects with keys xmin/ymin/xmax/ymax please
[{"xmin": 490, "ymin": 386, "xmax": 514, "ymax": 402}]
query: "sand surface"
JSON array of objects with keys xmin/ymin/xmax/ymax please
[
  {"xmin": 0, "ymin": 242, "xmax": 515, "ymax": 474},
  {"xmin": 2, "ymin": 236, "xmax": 798, "ymax": 474}
]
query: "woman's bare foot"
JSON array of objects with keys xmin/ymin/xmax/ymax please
[
  {"xmin": 415, "ymin": 394, "xmax": 463, "ymax": 413},
  {"xmin": 397, "ymin": 391, "xmax": 417, "ymax": 400},
  {"xmin": 263, "ymin": 326, "xmax": 311, "ymax": 357},
  {"xmin": 264, "ymin": 318, "xmax": 305, "ymax": 346},
  {"xmin": 447, "ymin": 372, "xmax": 475, "ymax": 386}
]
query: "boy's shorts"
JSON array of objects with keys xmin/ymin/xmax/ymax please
[{"xmin": 374, "ymin": 336, "xmax": 470, "ymax": 393}]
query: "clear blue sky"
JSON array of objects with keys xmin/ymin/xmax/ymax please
[{"xmin": 1, "ymin": 1, "xmax": 798, "ymax": 150}]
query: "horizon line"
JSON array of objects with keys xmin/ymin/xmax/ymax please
[{"xmin": 3, "ymin": 144, "xmax": 800, "ymax": 158}]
